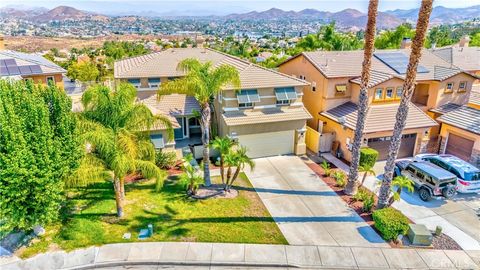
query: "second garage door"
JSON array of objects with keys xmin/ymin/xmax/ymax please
[
  {"xmin": 445, "ymin": 133, "xmax": 474, "ymax": 161},
  {"xmin": 237, "ymin": 130, "xmax": 294, "ymax": 158},
  {"xmin": 368, "ymin": 134, "xmax": 417, "ymax": 160}
]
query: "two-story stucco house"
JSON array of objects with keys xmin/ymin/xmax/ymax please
[
  {"xmin": 0, "ymin": 50, "xmax": 65, "ymax": 88},
  {"xmin": 114, "ymin": 48, "xmax": 311, "ymax": 158},
  {"xmin": 279, "ymin": 48, "xmax": 478, "ymax": 161}
]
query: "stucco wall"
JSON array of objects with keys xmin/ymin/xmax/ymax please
[{"xmin": 24, "ymin": 73, "xmax": 64, "ymax": 88}]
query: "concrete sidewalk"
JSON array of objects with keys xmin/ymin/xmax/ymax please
[
  {"xmin": 321, "ymin": 153, "xmax": 480, "ymax": 250},
  {"xmin": 1, "ymin": 242, "xmax": 479, "ymax": 269}
]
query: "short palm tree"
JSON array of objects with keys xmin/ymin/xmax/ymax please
[
  {"xmin": 211, "ymin": 136, "xmax": 237, "ymax": 185},
  {"xmin": 378, "ymin": 0, "xmax": 433, "ymax": 208},
  {"xmin": 358, "ymin": 164, "xmax": 376, "ymax": 188},
  {"xmin": 70, "ymin": 83, "xmax": 172, "ymax": 217},
  {"xmin": 158, "ymin": 58, "xmax": 241, "ymax": 186},
  {"xmin": 388, "ymin": 175, "xmax": 414, "ymax": 206},
  {"xmin": 224, "ymin": 146, "xmax": 255, "ymax": 192},
  {"xmin": 345, "ymin": 0, "xmax": 379, "ymax": 195},
  {"xmin": 179, "ymin": 154, "xmax": 204, "ymax": 196}
]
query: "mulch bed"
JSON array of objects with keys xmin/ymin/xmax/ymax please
[{"xmin": 306, "ymin": 160, "xmax": 462, "ymax": 250}]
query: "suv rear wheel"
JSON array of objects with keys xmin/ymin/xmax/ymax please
[
  {"xmin": 442, "ymin": 185, "xmax": 456, "ymax": 199},
  {"xmin": 419, "ymin": 187, "xmax": 432, "ymax": 201}
]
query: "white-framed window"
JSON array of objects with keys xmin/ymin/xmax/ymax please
[
  {"xmin": 148, "ymin": 78, "xmax": 161, "ymax": 88},
  {"xmin": 445, "ymin": 82, "xmax": 454, "ymax": 93},
  {"xmin": 385, "ymin": 87, "xmax": 394, "ymax": 99},
  {"xmin": 238, "ymin": 102, "xmax": 253, "ymax": 108},
  {"xmin": 374, "ymin": 88, "xmax": 383, "ymax": 100},
  {"xmin": 46, "ymin": 76, "xmax": 55, "ymax": 84},
  {"xmin": 458, "ymin": 81, "xmax": 467, "ymax": 92},
  {"xmin": 276, "ymin": 99, "xmax": 290, "ymax": 105},
  {"xmin": 127, "ymin": 78, "xmax": 141, "ymax": 89}
]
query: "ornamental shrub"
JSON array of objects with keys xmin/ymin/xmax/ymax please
[
  {"xmin": 372, "ymin": 207, "xmax": 410, "ymax": 240},
  {"xmin": 359, "ymin": 147, "xmax": 379, "ymax": 168}
]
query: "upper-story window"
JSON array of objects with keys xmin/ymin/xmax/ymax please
[
  {"xmin": 46, "ymin": 76, "xmax": 55, "ymax": 85},
  {"xmin": 335, "ymin": 84, "xmax": 347, "ymax": 95},
  {"xmin": 385, "ymin": 87, "xmax": 394, "ymax": 100},
  {"xmin": 275, "ymin": 87, "xmax": 297, "ymax": 106},
  {"xmin": 237, "ymin": 89, "xmax": 260, "ymax": 109},
  {"xmin": 458, "ymin": 81, "xmax": 467, "ymax": 93},
  {"xmin": 148, "ymin": 78, "xmax": 161, "ymax": 88},
  {"xmin": 444, "ymin": 82, "xmax": 454, "ymax": 94},
  {"xmin": 396, "ymin": 87, "xmax": 403, "ymax": 99},
  {"xmin": 127, "ymin": 78, "xmax": 141, "ymax": 89},
  {"xmin": 374, "ymin": 88, "xmax": 383, "ymax": 101}
]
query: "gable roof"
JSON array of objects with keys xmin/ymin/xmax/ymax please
[
  {"xmin": 114, "ymin": 48, "xmax": 307, "ymax": 90},
  {"xmin": 431, "ymin": 46, "xmax": 480, "ymax": 72},
  {"xmin": 280, "ymin": 48, "xmax": 476, "ymax": 82},
  {"xmin": 321, "ymin": 101, "xmax": 437, "ymax": 133},
  {"xmin": 437, "ymin": 106, "xmax": 480, "ymax": 135},
  {"xmin": 222, "ymin": 106, "xmax": 311, "ymax": 126},
  {"xmin": 429, "ymin": 102, "xmax": 462, "ymax": 115},
  {"xmin": 0, "ymin": 50, "xmax": 65, "ymax": 76},
  {"xmin": 349, "ymin": 70, "xmax": 400, "ymax": 88},
  {"xmin": 469, "ymin": 88, "xmax": 480, "ymax": 107}
]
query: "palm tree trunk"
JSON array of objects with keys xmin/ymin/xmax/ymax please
[
  {"xmin": 119, "ymin": 177, "xmax": 125, "ymax": 200},
  {"xmin": 219, "ymin": 157, "xmax": 225, "ymax": 185},
  {"xmin": 200, "ymin": 103, "xmax": 212, "ymax": 186},
  {"xmin": 113, "ymin": 178, "xmax": 124, "ymax": 217},
  {"xmin": 378, "ymin": 0, "xmax": 433, "ymax": 209},
  {"xmin": 360, "ymin": 172, "xmax": 368, "ymax": 187},
  {"xmin": 225, "ymin": 166, "xmax": 232, "ymax": 191},
  {"xmin": 345, "ymin": 0, "xmax": 379, "ymax": 195},
  {"xmin": 228, "ymin": 166, "xmax": 242, "ymax": 192}
]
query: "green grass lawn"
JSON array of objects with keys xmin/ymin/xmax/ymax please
[{"xmin": 20, "ymin": 173, "xmax": 286, "ymax": 258}]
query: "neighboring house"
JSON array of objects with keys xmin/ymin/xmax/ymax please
[
  {"xmin": 114, "ymin": 48, "xmax": 311, "ymax": 158},
  {"xmin": 0, "ymin": 50, "xmax": 66, "ymax": 88},
  {"xmin": 431, "ymin": 37, "xmax": 480, "ymax": 83},
  {"xmin": 279, "ymin": 48, "xmax": 477, "ymax": 161},
  {"xmin": 437, "ymin": 105, "xmax": 480, "ymax": 166}
]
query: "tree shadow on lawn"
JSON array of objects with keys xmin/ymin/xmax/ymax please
[{"xmin": 233, "ymin": 185, "xmax": 337, "ymax": 196}]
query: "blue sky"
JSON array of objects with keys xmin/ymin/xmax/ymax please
[{"xmin": 3, "ymin": 0, "xmax": 479, "ymax": 16}]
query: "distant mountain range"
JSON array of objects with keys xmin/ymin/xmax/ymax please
[{"xmin": 1, "ymin": 5, "xmax": 479, "ymax": 29}]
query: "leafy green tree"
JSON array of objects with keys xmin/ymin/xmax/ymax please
[
  {"xmin": 375, "ymin": 23, "xmax": 415, "ymax": 49},
  {"xmin": 71, "ymin": 84, "xmax": 172, "ymax": 217},
  {"xmin": 427, "ymin": 25, "xmax": 455, "ymax": 48},
  {"xmin": 158, "ymin": 59, "xmax": 241, "ymax": 186},
  {"xmin": 0, "ymin": 80, "xmax": 81, "ymax": 232},
  {"xmin": 470, "ymin": 33, "xmax": 480, "ymax": 46},
  {"xmin": 296, "ymin": 23, "xmax": 362, "ymax": 51},
  {"xmin": 67, "ymin": 62, "xmax": 100, "ymax": 83}
]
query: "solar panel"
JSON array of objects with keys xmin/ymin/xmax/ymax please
[
  {"xmin": 374, "ymin": 52, "xmax": 429, "ymax": 74},
  {"xmin": 4, "ymin": 59, "xmax": 16, "ymax": 67},
  {"xmin": 19, "ymin": 66, "xmax": 33, "ymax": 75},
  {"xmin": 0, "ymin": 59, "xmax": 6, "ymax": 67},
  {"xmin": 29, "ymin": 65, "xmax": 42, "ymax": 74},
  {"xmin": 0, "ymin": 66, "xmax": 8, "ymax": 76},
  {"xmin": 6, "ymin": 66, "xmax": 20, "ymax": 75}
]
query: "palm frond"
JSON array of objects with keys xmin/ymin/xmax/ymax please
[
  {"xmin": 135, "ymin": 159, "xmax": 167, "ymax": 191},
  {"xmin": 116, "ymin": 128, "xmax": 138, "ymax": 159},
  {"xmin": 66, "ymin": 154, "xmax": 111, "ymax": 187}
]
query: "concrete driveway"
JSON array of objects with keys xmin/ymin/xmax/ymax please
[
  {"xmin": 370, "ymin": 161, "xmax": 480, "ymax": 250},
  {"xmin": 245, "ymin": 155, "xmax": 387, "ymax": 247}
]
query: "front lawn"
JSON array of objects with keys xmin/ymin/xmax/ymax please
[{"xmin": 19, "ymin": 173, "xmax": 286, "ymax": 258}]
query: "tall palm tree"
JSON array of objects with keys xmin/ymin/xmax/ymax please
[
  {"xmin": 345, "ymin": 0, "xmax": 379, "ymax": 195},
  {"xmin": 378, "ymin": 0, "xmax": 433, "ymax": 209},
  {"xmin": 211, "ymin": 136, "xmax": 237, "ymax": 185},
  {"xmin": 70, "ymin": 83, "xmax": 172, "ymax": 217},
  {"xmin": 158, "ymin": 58, "xmax": 241, "ymax": 186}
]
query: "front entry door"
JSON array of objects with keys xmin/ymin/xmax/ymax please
[{"xmin": 174, "ymin": 117, "xmax": 189, "ymax": 140}]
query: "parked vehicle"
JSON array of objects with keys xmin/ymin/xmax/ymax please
[
  {"xmin": 394, "ymin": 160, "xmax": 457, "ymax": 201},
  {"xmin": 414, "ymin": 154, "xmax": 480, "ymax": 194}
]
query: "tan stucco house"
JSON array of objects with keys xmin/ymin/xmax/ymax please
[
  {"xmin": 114, "ymin": 48, "xmax": 311, "ymax": 158},
  {"xmin": 0, "ymin": 50, "xmax": 65, "ymax": 88},
  {"xmin": 279, "ymin": 48, "xmax": 478, "ymax": 161}
]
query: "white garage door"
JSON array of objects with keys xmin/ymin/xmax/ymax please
[{"xmin": 237, "ymin": 130, "xmax": 294, "ymax": 158}]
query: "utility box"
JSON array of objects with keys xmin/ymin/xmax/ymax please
[{"xmin": 407, "ymin": 224, "xmax": 432, "ymax": 246}]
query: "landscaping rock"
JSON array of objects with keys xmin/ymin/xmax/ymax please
[
  {"xmin": 407, "ymin": 224, "xmax": 432, "ymax": 246},
  {"xmin": 33, "ymin": 225, "xmax": 45, "ymax": 236},
  {"xmin": 192, "ymin": 184, "xmax": 238, "ymax": 199}
]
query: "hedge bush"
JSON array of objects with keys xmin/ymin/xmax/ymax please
[
  {"xmin": 372, "ymin": 207, "xmax": 409, "ymax": 240},
  {"xmin": 359, "ymin": 147, "xmax": 379, "ymax": 168}
]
